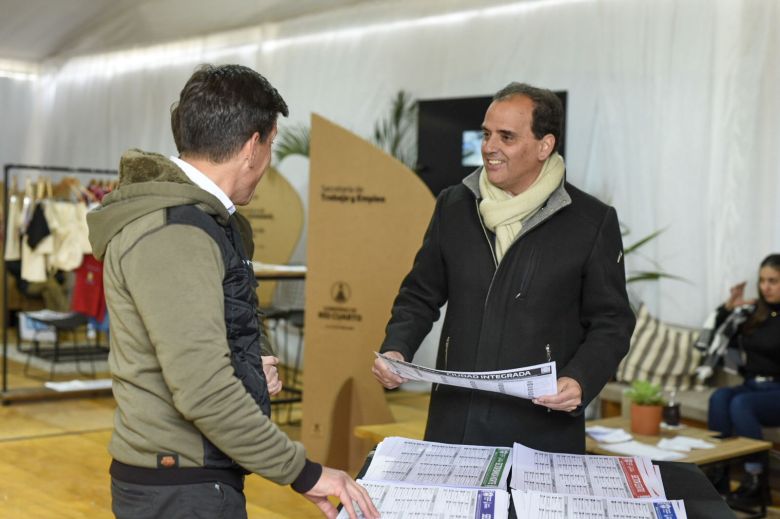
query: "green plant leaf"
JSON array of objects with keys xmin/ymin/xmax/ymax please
[
  {"xmin": 624, "ymin": 228, "xmax": 666, "ymax": 255},
  {"xmin": 373, "ymin": 90, "xmax": 418, "ymax": 169},
  {"xmin": 273, "ymin": 124, "xmax": 310, "ymax": 164},
  {"xmin": 626, "ymin": 271, "xmax": 686, "ymax": 284},
  {"xmin": 620, "ymin": 226, "xmax": 688, "ymax": 285},
  {"xmin": 625, "ymin": 380, "xmax": 665, "ymax": 406}
]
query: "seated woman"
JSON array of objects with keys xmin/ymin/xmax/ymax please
[{"xmin": 707, "ymin": 253, "xmax": 780, "ymax": 504}]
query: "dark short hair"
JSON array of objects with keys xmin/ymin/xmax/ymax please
[
  {"xmin": 171, "ymin": 64, "xmax": 289, "ymax": 163},
  {"xmin": 493, "ymin": 82, "xmax": 563, "ymax": 153}
]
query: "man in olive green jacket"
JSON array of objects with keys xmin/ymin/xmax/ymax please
[{"xmin": 88, "ymin": 64, "xmax": 377, "ymax": 519}]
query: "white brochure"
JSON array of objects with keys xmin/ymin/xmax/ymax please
[
  {"xmin": 337, "ymin": 480, "xmax": 510, "ymax": 519},
  {"xmin": 511, "ymin": 490, "xmax": 688, "ymax": 519},
  {"xmin": 597, "ymin": 440, "xmax": 686, "ymax": 461},
  {"xmin": 375, "ymin": 352, "xmax": 557, "ymax": 399},
  {"xmin": 364, "ymin": 436, "xmax": 512, "ymax": 489},
  {"xmin": 510, "ymin": 443, "xmax": 666, "ymax": 499}
]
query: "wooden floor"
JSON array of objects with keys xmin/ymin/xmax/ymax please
[
  {"xmin": 5, "ymin": 352, "xmax": 778, "ymax": 519},
  {"xmin": 0, "ymin": 355, "xmax": 431, "ymax": 519}
]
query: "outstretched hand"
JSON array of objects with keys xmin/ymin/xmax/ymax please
[
  {"xmin": 303, "ymin": 467, "xmax": 380, "ymax": 519},
  {"xmin": 533, "ymin": 377, "xmax": 582, "ymax": 412}
]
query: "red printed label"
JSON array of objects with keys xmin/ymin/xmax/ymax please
[{"xmin": 618, "ymin": 457, "xmax": 651, "ymax": 498}]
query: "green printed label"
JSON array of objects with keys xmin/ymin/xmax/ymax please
[{"xmin": 481, "ymin": 449, "xmax": 510, "ymax": 487}]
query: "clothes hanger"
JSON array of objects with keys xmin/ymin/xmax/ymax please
[{"xmin": 35, "ymin": 177, "xmax": 46, "ymax": 201}]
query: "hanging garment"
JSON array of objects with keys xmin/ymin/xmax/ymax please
[
  {"xmin": 21, "ymin": 201, "xmax": 54, "ymax": 283},
  {"xmin": 20, "ymin": 180, "xmax": 34, "ymax": 231},
  {"xmin": 48, "ymin": 200, "xmax": 92, "ymax": 271},
  {"xmin": 5, "ymin": 179, "xmax": 34, "ymax": 262},
  {"xmin": 71, "ymin": 254, "xmax": 106, "ymax": 322},
  {"xmin": 23, "ymin": 273, "xmax": 69, "ymax": 312},
  {"xmin": 26, "ymin": 202, "xmax": 51, "ymax": 249},
  {"xmin": 4, "ymin": 192, "xmax": 22, "ymax": 261}
]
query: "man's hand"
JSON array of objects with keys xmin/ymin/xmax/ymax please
[
  {"xmin": 303, "ymin": 466, "xmax": 380, "ymax": 519},
  {"xmin": 533, "ymin": 377, "xmax": 582, "ymax": 412},
  {"xmin": 371, "ymin": 351, "xmax": 407, "ymax": 389},
  {"xmin": 262, "ymin": 355, "xmax": 283, "ymax": 396}
]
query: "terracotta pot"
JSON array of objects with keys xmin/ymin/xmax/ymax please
[{"xmin": 630, "ymin": 403, "xmax": 663, "ymax": 436}]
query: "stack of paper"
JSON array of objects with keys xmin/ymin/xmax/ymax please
[
  {"xmin": 512, "ymin": 491, "xmax": 688, "ymax": 519},
  {"xmin": 596, "ymin": 441, "xmax": 686, "ymax": 461},
  {"xmin": 657, "ymin": 436, "xmax": 716, "ymax": 452},
  {"xmin": 510, "ymin": 443, "xmax": 666, "ymax": 498},
  {"xmin": 347, "ymin": 481, "xmax": 509, "ymax": 519},
  {"xmin": 342, "ymin": 437, "xmax": 688, "ymax": 519},
  {"xmin": 586, "ymin": 425, "xmax": 633, "ymax": 444},
  {"xmin": 586, "ymin": 426, "xmax": 715, "ymax": 460},
  {"xmin": 510, "ymin": 443, "xmax": 687, "ymax": 518},
  {"xmin": 338, "ymin": 437, "xmax": 512, "ymax": 519}
]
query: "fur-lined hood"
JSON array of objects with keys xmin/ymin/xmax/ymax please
[{"xmin": 87, "ymin": 149, "xmax": 230, "ymax": 260}]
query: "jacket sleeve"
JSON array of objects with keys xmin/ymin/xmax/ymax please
[
  {"xmin": 379, "ymin": 193, "xmax": 449, "ymax": 361},
  {"xmin": 558, "ymin": 206, "xmax": 635, "ymax": 408},
  {"xmin": 714, "ymin": 304, "xmax": 732, "ymax": 329},
  {"xmin": 121, "ymin": 224, "xmax": 307, "ymax": 485}
]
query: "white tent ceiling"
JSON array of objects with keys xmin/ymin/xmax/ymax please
[
  {"xmin": 0, "ymin": 0, "xmax": 395, "ymax": 62},
  {"xmin": 1, "ymin": 0, "xmax": 778, "ymax": 326}
]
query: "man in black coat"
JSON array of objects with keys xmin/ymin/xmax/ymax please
[{"xmin": 372, "ymin": 82, "xmax": 635, "ymax": 454}]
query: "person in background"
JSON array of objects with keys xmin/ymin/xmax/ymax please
[
  {"xmin": 707, "ymin": 253, "xmax": 780, "ymax": 506},
  {"xmin": 88, "ymin": 64, "xmax": 377, "ymax": 519},
  {"xmin": 372, "ymin": 82, "xmax": 635, "ymax": 454}
]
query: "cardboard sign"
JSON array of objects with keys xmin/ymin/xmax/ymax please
[
  {"xmin": 303, "ymin": 114, "xmax": 434, "ymax": 470},
  {"xmin": 238, "ymin": 166, "xmax": 304, "ymax": 307}
]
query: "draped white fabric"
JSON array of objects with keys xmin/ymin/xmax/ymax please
[
  {"xmin": 0, "ymin": 77, "xmax": 34, "ymax": 167},
  {"xmin": 1, "ymin": 0, "xmax": 778, "ymax": 325}
]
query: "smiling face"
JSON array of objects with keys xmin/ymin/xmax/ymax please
[
  {"xmin": 481, "ymin": 95, "xmax": 554, "ymax": 195},
  {"xmin": 759, "ymin": 265, "xmax": 780, "ymax": 304}
]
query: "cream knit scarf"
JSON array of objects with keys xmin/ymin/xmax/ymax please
[{"xmin": 478, "ymin": 152, "xmax": 565, "ymax": 263}]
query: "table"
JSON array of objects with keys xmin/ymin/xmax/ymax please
[
  {"xmin": 353, "ymin": 448, "xmax": 738, "ymax": 519},
  {"xmin": 354, "ymin": 416, "xmax": 772, "ymax": 467},
  {"xmin": 586, "ymin": 416, "xmax": 772, "ymax": 466},
  {"xmin": 588, "ymin": 416, "xmax": 771, "ymax": 518},
  {"xmin": 354, "ymin": 415, "xmax": 770, "ymax": 517},
  {"xmin": 354, "ymin": 419, "xmax": 425, "ymax": 444}
]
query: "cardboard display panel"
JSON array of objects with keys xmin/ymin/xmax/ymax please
[
  {"xmin": 303, "ymin": 115, "xmax": 435, "ymax": 470},
  {"xmin": 238, "ymin": 166, "xmax": 304, "ymax": 307}
]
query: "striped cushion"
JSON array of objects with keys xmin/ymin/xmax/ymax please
[{"xmin": 616, "ymin": 305, "xmax": 702, "ymax": 391}]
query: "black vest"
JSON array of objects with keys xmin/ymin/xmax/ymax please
[{"xmin": 167, "ymin": 205, "xmax": 270, "ymax": 469}]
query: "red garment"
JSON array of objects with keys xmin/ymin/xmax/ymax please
[{"xmin": 71, "ymin": 254, "xmax": 106, "ymax": 321}]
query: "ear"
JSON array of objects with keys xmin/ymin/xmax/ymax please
[
  {"xmin": 537, "ymin": 134, "xmax": 556, "ymax": 161},
  {"xmin": 241, "ymin": 132, "xmax": 261, "ymax": 162}
]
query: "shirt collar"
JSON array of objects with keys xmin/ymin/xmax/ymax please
[{"xmin": 169, "ymin": 156, "xmax": 236, "ymax": 215}]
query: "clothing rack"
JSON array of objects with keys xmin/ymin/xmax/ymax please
[{"xmin": 2, "ymin": 164, "xmax": 116, "ymax": 400}]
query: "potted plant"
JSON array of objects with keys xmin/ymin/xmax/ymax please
[{"xmin": 625, "ymin": 380, "xmax": 665, "ymax": 436}]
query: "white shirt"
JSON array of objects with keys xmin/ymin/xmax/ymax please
[{"xmin": 169, "ymin": 156, "xmax": 236, "ymax": 215}]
